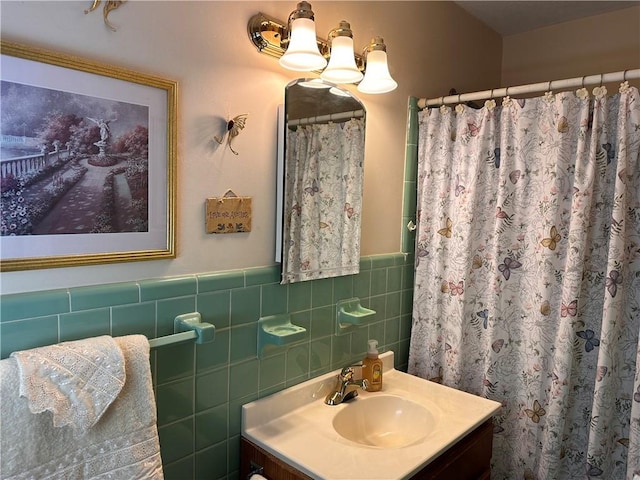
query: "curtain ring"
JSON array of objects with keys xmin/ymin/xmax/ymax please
[
  {"xmin": 457, "ymin": 93, "xmax": 461, "ymax": 104},
  {"xmin": 581, "ymin": 76, "xmax": 586, "ymax": 88},
  {"xmin": 623, "ymin": 70, "xmax": 628, "ymax": 81},
  {"xmin": 490, "ymin": 89, "xmax": 494, "ymax": 99},
  {"xmin": 439, "ymin": 96, "xmax": 444, "ymax": 106},
  {"xmin": 599, "ymin": 73, "xmax": 603, "ymax": 86},
  {"xmin": 547, "ymin": 80, "xmax": 552, "ymax": 92},
  {"xmin": 506, "ymin": 86, "xmax": 510, "ymax": 96}
]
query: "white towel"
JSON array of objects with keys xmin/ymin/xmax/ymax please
[
  {"xmin": 1, "ymin": 335, "xmax": 164, "ymax": 480},
  {"xmin": 11, "ymin": 335, "xmax": 125, "ymax": 433}
]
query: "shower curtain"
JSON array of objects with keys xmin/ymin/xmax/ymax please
[
  {"xmin": 282, "ymin": 118, "xmax": 365, "ymax": 283},
  {"xmin": 409, "ymin": 83, "xmax": 640, "ymax": 479}
]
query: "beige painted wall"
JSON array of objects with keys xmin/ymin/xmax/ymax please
[
  {"xmin": 0, "ymin": 1, "xmax": 501, "ymax": 294},
  {"xmin": 2, "ymin": 2, "xmax": 637, "ymax": 295},
  {"xmin": 502, "ymin": 6, "xmax": 640, "ymax": 87}
]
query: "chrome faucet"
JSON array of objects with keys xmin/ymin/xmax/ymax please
[{"xmin": 324, "ymin": 365, "xmax": 369, "ymax": 405}]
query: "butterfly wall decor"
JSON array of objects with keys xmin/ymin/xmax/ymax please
[{"xmin": 215, "ymin": 113, "xmax": 248, "ymax": 155}]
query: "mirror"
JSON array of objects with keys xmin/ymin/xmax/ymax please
[{"xmin": 277, "ymin": 78, "xmax": 366, "ymax": 284}]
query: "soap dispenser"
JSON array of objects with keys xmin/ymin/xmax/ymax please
[{"xmin": 362, "ymin": 339, "xmax": 383, "ymax": 391}]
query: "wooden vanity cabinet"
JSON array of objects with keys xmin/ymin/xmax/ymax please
[
  {"xmin": 240, "ymin": 419, "xmax": 494, "ymax": 480},
  {"xmin": 241, "ymin": 437, "xmax": 313, "ymax": 480},
  {"xmin": 410, "ymin": 419, "xmax": 493, "ymax": 480}
]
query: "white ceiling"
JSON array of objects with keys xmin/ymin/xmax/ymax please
[{"xmin": 455, "ymin": 1, "xmax": 639, "ymax": 36}]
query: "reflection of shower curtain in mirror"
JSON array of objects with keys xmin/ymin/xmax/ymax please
[{"xmin": 282, "ymin": 118, "xmax": 365, "ymax": 283}]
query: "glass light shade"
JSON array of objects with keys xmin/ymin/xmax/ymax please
[
  {"xmin": 320, "ymin": 36, "xmax": 363, "ymax": 84},
  {"xmin": 357, "ymin": 50, "xmax": 398, "ymax": 94},
  {"xmin": 279, "ymin": 18, "xmax": 327, "ymax": 71}
]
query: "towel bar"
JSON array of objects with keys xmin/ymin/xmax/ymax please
[{"xmin": 148, "ymin": 312, "xmax": 215, "ymax": 348}]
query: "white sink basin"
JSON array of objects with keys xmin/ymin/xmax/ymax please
[
  {"xmin": 332, "ymin": 395, "xmax": 433, "ymax": 448},
  {"xmin": 242, "ymin": 351, "xmax": 501, "ymax": 480}
]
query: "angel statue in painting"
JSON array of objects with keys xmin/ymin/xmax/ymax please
[{"xmin": 87, "ymin": 117, "xmax": 113, "ymax": 143}]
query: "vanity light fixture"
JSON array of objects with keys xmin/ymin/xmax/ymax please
[
  {"xmin": 278, "ymin": 1, "xmax": 327, "ymax": 72},
  {"xmin": 247, "ymin": 2, "xmax": 397, "ymax": 94},
  {"xmin": 320, "ymin": 21, "xmax": 363, "ymax": 84},
  {"xmin": 357, "ymin": 37, "xmax": 398, "ymax": 94}
]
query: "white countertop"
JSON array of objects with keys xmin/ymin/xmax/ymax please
[{"xmin": 242, "ymin": 351, "xmax": 502, "ymax": 480}]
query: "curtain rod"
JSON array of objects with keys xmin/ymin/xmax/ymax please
[
  {"xmin": 288, "ymin": 109, "xmax": 365, "ymax": 126},
  {"xmin": 417, "ymin": 69, "xmax": 640, "ymax": 109}
]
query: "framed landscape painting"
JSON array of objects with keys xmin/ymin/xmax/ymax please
[{"xmin": 0, "ymin": 41, "xmax": 177, "ymax": 271}]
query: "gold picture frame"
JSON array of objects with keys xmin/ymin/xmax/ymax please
[{"xmin": 0, "ymin": 41, "xmax": 177, "ymax": 271}]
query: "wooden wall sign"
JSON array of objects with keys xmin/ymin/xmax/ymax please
[{"xmin": 206, "ymin": 190, "xmax": 252, "ymax": 234}]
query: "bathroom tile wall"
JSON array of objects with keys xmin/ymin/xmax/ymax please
[
  {"xmin": 403, "ymin": 96, "xmax": 420, "ymax": 255},
  {"xmin": 0, "ymin": 253, "xmax": 414, "ymax": 479}
]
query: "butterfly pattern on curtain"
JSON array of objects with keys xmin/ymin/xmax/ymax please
[
  {"xmin": 409, "ymin": 82, "xmax": 640, "ymax": 479},
  {"xmin": 282, "ymin": 119, "xmax": 365, "ymax": 283}
]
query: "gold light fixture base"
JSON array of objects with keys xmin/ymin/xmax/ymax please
[{"xmin": 247, "ymin": 12, "xmax": 364, "ymax": 71}]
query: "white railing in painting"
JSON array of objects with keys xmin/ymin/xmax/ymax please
[{"xmin": 0, "ymin": 148, "xmax": 71, "ymax": 180}]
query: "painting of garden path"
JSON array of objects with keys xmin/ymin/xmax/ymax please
[{"xmin": 0, "ymin": 80, "xmax": 149, "ymax": 236}]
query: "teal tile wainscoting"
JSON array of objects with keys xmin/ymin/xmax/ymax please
[
  {"xmin": 0, "ymin": 253, "xmax": 414, "ymax": 479},
  {"xmin": 403, "ymin": 96, "xmax": 420, "ymax": 255}
]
